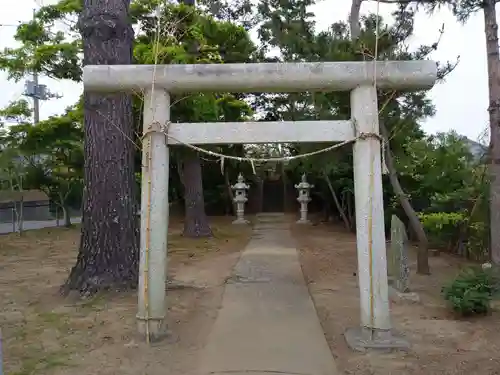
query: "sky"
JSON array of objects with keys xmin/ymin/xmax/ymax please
[{"xmin": 0, "ymin": 0, "xmax": 492, "ymax": 143}]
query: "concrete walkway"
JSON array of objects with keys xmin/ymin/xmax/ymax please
[{"xmin": 198, "ymin": 214, "xmax": 338, "ymax": 375}]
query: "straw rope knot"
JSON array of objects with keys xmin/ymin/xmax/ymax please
[
  {"xmin": 141, "ymin": 121, "xmax": 171, "ymax": 144},
  {"xmin": 357, "ymin": 132, "xmax": 383, "ymax": 142}
]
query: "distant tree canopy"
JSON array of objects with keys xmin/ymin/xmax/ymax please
[{"xmin": 0, "ymin": 0, "xmax": 490, "ymax": 288}]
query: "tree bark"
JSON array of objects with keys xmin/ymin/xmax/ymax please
[
  {"xmin": 323, "ymin": 171, "xmax": 351, "ymax": 230},
  {"xmin": 224, "ymin": 169, "xmax": 236, "ymax": 215},
  {"xmin": 18, "ymin": 197, "xmax": 24, "ymax": 235},
  {"xmin": 456, "ymin": 164, "xmax": 488, "ymax": 257},
  {"xmin": 58, "ymin": 192, "xmax": 72, "ymax": 227},
  {"xmin": 282, "ymin": 163, "xmax": 288, "ymax": 212},
  {"xmin": 62, "ymin": 205, "xmax": 72, "ymax": 227},
  {"xmin": 380, "ymin": 121, "xmax": 430, "ymax": 274},
  {"xmin": 350, "ymin": 0, "xmax": 363, "ymax": 39},
  {"xmin": 345, "ymin": 191, "xmax": 355, "ymax": 229},
  {"xmin": 483, "ymin": 0, "xmax": 500, "ymax": 265},
  {"xmin": 182, "ymin": 151, "xmax": 213, "ymax": 237},
  {"xmin": 63, "ymin": 0, "xmax": 139, "ymax": 295}
]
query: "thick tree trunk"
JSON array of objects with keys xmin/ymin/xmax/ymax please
[
  {"xmin": 63, "ymin": 0, "xmax": 139, "ymax": 295},
  {"xmin": 380, "ymin": 121, "xmax": 430, "ymax": 274},
  {"xmin": 182, "ymin": 152, "xmax": 213, "ymax": 237},
  {"xmin": 483, "ymin": 0, "xmax": 500, "ymax": 265}
]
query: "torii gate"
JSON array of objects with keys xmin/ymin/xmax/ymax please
[{"xmin": 83, "ymin": 61, "xmax": 437, "ymax": 346}]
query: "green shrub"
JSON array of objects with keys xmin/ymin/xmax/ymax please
[
  {"xmin": 418, "ymin": 212, "xmax": 489, "ymax": 259},
  {"xmin": 466, "ymin": 221, "xmax": 489, "ymax": 260},
  {"xmin": 442, "ymin": 265, "xmax": 500, "ymax": 316},
  {"xmin": 418, "ymin": 212, "xmax": 465, "ymax": 248}
]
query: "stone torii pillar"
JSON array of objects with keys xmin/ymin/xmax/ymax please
[
  {"xmin": 82, "ymin": 61, "xmax": 437, "ymax": 347},
  {"xmin": 346, "ymin": 85, "xmax": 411, "ymax": 350},
  {"xmin": 136, "ymin": 89, "xmax": 171, "ymax": 341}
]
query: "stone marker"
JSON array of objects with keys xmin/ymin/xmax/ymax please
[
  {"xmin": 387, "ymin": 215, "xmax": 420, "ymax": 304},
  {"xmin": 388, "ymin": 215, "xmax": 410, "ymax": 293}
]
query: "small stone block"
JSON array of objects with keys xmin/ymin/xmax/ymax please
[
  {"xmin": 389, "ymin": 286, "xmax": 420, "ymax": 303},
  {"xmin": 232, "ymin": 218, "xmax": 249, "ymax": 225},
  {"xmin": 429, "ymin": 249, "xmax": 440, "ymax": 257},
  {"xmin": 136, "ymin": 318, "xmax": 169, "ymax": 343},
  {"xmin": 296, "ymin": 219, "xmax": 311, "ymax": 224},
  {"xmin": 344, "ymin": 327, "xmax": 410, "ymax": 353},
  {"xmin": 135, "ymin": 330, "xmax": 178, "ymax": 346}
]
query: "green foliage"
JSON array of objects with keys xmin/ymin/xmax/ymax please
[
  {"xmin": 411, "ymin": 0, "xmax": 487, "ymax": 23},
  {"xmin": 0, "ymin": 100, "xmax": 83, "ymax": 210},
  {"xmin": 394, "ymin": 131, "xmax": 484, "ymax": 211},
  {"xmin": 0, "ymin": 99, "xmax": 32, "ymax": 125},
  {"xmin": 0, "ymin": 0, "xmax": 490, "ymax": 248},
  {"xmin": 197, "ymin": 0, "xmax": 256, "ymax": 30},
  {"xmin": 442, "ymin": 266, "xmax": 500, "ymax": 316},
  {"xmin": 466, "ymin": 221, "xmax": 488, "ymax": 258},
  {"xmin": 0, "ymin": 0, "xmax": 259, "ymax": 214},
  {"xmin": 419, "ymin": 211, "xmax": 465, "ymax": 246},
  {"xmin": 418, "ymin": 211, "xmax": 489, "ymax": 260},
  {"xmin": 0, "ymin": 16, "xmax": 81, "ymax": 81}
]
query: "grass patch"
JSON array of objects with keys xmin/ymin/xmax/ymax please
[
  {"xmin": 37, "ymin": 311, "xmax": 72, "ymax": 330},
  {"xmin": 0, "ymin": 216, "xmax": 253, "ymax": 374},
  {"xmin": 74, "ymin": 291, "xmax": 108, "ymax": 309},
  {"xmin": 4, "ymin": 310, "xmax": 77, "ymax": 375},
  {"xmin": 0, "ymin": 226, "xmax": 80, "ymax": 256},
  {"xmin": 11, "ymin": 350, "xmax": 72, "ymax": 375},
  {"xmin": 168, "ymin": 221, "xmax": 252, "ymax": 258}
]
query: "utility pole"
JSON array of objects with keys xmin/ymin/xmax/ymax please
[
  {"xmin": 32, "ymin": 70, "xmax": 40, "ymax": 124},
  {"xmin": 31, "ymin": 8, "xmax": 40, "ymax": 125},
  {"xmin": 22, "ymin": 9, "xmax": 61, "ymax": 125}
]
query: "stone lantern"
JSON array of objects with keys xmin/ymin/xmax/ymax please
[
  {"xmin": 231, "ymin": 173, "xmax": 250, "ymax": 224},
  {"xmin": 295, "ymin": 173, "xmax": 314, "ymax": 224}
]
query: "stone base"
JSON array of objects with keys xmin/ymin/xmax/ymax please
[
  {"xmin": 136, "ymin": 317, "xmax": 168, "ymax": 343},
  {"xmin": 389, "ymin": 286, "xmax": 420, "ymax": 303},
  {"xmin": 296, "ymin": 219, "xmax": 311, "ymax": 224},
  {"xmin": 232, "ymin": 218, "xmax": 249, "ymax": 225},
  {"xmin": 344, "ymin": 327, "xmax": 410, "ymax": 353},
  {"xmin": 429, "ymin": 249, "xmax": 440, "ymax": 257}
]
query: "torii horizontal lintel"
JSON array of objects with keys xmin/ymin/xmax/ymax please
[
  {"xmin": 164, "ymin": 120, "xmax": 355, "ymax": 145},
  {"xmin": 83, "ymin": 61, "xmax": 437, "ymax": 93}
]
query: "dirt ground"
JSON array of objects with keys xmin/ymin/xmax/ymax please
[
  {"xmin": 4, "ymin": 216, "xmax": 500, "ymax": 375},
  {"xmin": 294, "ymin": 222, "xmax": 500, "ymax": 375},
  {"xmin": 0, "ymin": 217, "xmax": 252, "ymax": 375}
]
